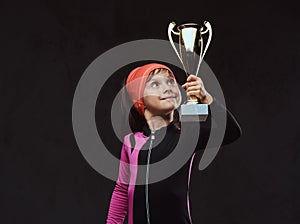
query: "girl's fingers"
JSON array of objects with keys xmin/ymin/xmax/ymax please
[
  {"xmin": 188, "ymin": 81, "xmax": 202, "ymax": 86},
  {"xmin": 182, "ymin": 76, "xmax": 205, "ymax": 99},
  {"xmin": 181, "ymin": 83, "xmax": 188, "ymax": 89},
  {"xmin": 187, "ymin": 90, "xmax": 201, "ymax": 97},
  {"xmin": 187, "ymin": 90, "xmax": 207, "ymax": 99},
  {"xmin": 187, "ymin": 74, "xmax": 199, "ymax": 82},
  {"xmin": 182, "ymin": 81, "xmax": 202, "ymax": 89},
  {"xmin": 186, "ymin": 86, "xmax": 200, "ymax": 92}
]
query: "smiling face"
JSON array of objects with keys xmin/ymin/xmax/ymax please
[{"xmin": 143, "ymin": 69, "xmax": 181, "ymax": 116}]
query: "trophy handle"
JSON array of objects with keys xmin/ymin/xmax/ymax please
[
  {"xmin": 168, "ymin": 22, "xmax": 184, "ymax": 66},
  {"xmin": 195, "ymin": 21, "xmax": 213, "ymax": 76}
]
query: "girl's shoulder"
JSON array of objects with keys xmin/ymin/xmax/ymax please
[
  {"xmin": 123, "ymin": 132, "xmax": 149, "ymax": 152},
  {"xmin": 124, "ymin": 131, "xmax": 147, "ymax": 139}
]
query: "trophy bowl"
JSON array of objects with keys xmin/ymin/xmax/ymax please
[{"xmin": 168, "ymin": 21, "xmax": 212, "ymax": 122}]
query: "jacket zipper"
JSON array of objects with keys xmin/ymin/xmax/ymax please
[{"xmin": 146, "ymin": 129, "xmax": 155, "ymax": 224}]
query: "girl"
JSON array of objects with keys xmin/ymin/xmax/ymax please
[{"xmin": 106, "ymin": 63, "xmax": 242, "ymax": 224}]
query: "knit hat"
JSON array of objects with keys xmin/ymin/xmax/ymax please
[{"xmin": 126, "ymin": 63, "xmax": 175, "ymax": 115}]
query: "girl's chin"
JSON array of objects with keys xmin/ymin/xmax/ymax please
[
  {"xmin": 158, "ymin": 108, "xmax": 176, "ymax": 117},
  {"xmin": 161, "ymin": 99, "xmax": 179, "ymax": 106},
  {"xmin": 148, "ymin": 108, "xmax": 175, "ymax": 117}
]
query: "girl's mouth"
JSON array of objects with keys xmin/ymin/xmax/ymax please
[{"xmin": 160, "ymin": 96, "xmax": 176, "ymax": 100}]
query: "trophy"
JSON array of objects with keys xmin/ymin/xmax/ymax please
[{"xmin": 168, "ymin": 21, "xmax": 212, "ymax": 122}]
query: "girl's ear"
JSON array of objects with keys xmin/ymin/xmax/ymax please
[{"xmin": 134, "ymin": 101, "xmax": 145, "ymax": 115}]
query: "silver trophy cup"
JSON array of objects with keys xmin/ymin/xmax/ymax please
[{"xmin": 168, "ymin": 21, "xmax": 212, "ymax": 122}]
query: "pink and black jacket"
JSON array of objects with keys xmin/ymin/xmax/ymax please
[{"xmin": 106, "ymin": 99, "xmax": 242, "ymax": 224}]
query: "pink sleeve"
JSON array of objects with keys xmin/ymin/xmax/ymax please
[{"xmin": 106, "ymin": 141, "xmax": 130, "ymax": 224}]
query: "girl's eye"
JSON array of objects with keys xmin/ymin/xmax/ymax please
[
  {"xmin": 168, "ymin": 79, "xmax": 176, "ymax": 85},
  {"xmin": 150, "ymin": 81, "xmax": 159, "ymax": 88}
]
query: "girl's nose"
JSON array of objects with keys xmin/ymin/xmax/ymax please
[{"xmin": 162, "ymin": 83, "xmax": 173, "ymax": 93}]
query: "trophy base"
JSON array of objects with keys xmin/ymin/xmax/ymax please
[{"xmin": 179, "ymin": 103, "xmax": 209, "ymax": 122}]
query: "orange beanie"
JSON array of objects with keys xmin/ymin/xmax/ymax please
[{"xmin": 126, "ymin": 63, "xmax": 175, "ymax": 115}]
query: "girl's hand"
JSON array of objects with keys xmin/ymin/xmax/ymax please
[{"xmin": 182, "ymin": 74, "xmax": 214, "ymax": 105}]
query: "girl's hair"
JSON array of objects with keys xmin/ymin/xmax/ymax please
[
  {"xmin": 121, "ymin": 68, "xmax": 180, "ymax": 133},
  {"xmin": 146, "ymin": 68, "xmax": 172, "ymax": 79}
]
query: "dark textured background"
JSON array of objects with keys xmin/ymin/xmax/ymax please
[{"xmin": 1, "ymin": 0, "xmax": 299, "ymax": 223}]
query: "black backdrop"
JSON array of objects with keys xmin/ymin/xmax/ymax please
[{"xmin": 1, "ymin": 0, "xmax": 299, "ymax": 223}]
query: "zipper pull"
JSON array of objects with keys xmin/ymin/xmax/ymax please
[{"xmin": 151, "ymin": 130, "xmax": 155, "ymax": 140}]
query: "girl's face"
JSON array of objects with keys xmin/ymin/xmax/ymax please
[{"xmin": 143, "ymin": 72, "xmax": 181, "ymax": 116}]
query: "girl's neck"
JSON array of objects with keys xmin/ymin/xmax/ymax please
[{"xmin": 146, "ymin": 111, "xmax": 174, "ymax": 131}]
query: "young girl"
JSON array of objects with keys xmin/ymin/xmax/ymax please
[{"xmin": 106, "ymin": 63, "xmax": 242, "ymax": 224}]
